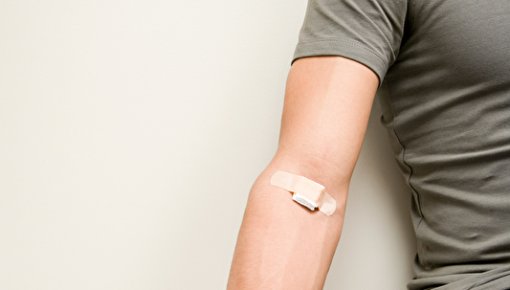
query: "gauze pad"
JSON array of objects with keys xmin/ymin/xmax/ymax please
[{"xmin": 270, "ymin": 170, "xmax": 336, "ymax": 216}]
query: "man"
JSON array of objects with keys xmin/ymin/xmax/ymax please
[{"xmin": 227, "ymin": 0, "xmax": 510, "ymax": 289}]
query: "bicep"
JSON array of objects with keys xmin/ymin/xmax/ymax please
[{"xmin": 274, "ymin": 55, "xmax": 379, "ymax": 185}]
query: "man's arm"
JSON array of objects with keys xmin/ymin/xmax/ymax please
[{"xmin": 227, "ymin": 55, "xmax": 380, "ymax": 290}]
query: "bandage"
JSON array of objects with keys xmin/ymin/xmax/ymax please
[{"xmin": 270, "ymin": 170, "xmax": 336, "ymax": 216}]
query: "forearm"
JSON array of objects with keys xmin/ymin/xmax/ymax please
[{"xmin": 227, "ymin": 153, "xmax": 349, "ymax": 290}]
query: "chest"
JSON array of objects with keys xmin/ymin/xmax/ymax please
[
  {"xmin": 379, "ymin": 0, "xmax": 510, "ymax": 151},
  {"xmin": 393, "ymin": 0, "xmax": 510, "ymax": 86}
]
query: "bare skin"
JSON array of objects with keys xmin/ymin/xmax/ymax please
[{"xmin": 227, "ymin": 55, "xmax": 380, "ymax": 290}]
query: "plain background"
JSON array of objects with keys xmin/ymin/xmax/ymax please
[{"xmin": 0, "ymin": 0, "xmax": 417, "ymax": 289}]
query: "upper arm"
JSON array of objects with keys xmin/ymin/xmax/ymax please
[
  {"xmin": 271, "ymin": 0, "xmax": 409, "ymax": 185},
  {"xmin": 274, "ymin": 56, "xmax": 379, "ymax": 186}
]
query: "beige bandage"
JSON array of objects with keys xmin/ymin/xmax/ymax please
[{"xmin": 270, "ymin": 170, "xmax": 336, "ymax": 216}]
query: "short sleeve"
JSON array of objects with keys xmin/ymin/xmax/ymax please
[{"xmin": 291, "ymin": 0, "xmax": 409, "ymax": 87}]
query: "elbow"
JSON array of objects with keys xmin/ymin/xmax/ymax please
[{"xmin": 263, "ymin": 149, "xmax": 353, "ymax": 202}]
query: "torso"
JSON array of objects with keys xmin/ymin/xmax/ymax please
[{"xmin": 379, "ymin": 1, "xmax": 510, "ymax": 288}]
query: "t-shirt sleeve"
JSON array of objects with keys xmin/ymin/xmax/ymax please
[{"xmin": 291, "ymin": 0, "xmax": 409, "ymax": 87}]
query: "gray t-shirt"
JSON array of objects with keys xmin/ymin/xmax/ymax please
[{"xmin": 291, "ymin": 0, "xmax": 510, "ymax": 289}]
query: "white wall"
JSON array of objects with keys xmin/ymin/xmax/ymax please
[{"xmin": 0, "ymin": 0, "xmax": 416, "ymax": 289}]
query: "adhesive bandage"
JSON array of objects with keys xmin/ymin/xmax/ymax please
[{"xmin": 270, "ymin": 170, "xmax": 336, "ymax": 216}]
